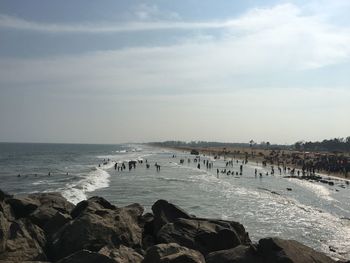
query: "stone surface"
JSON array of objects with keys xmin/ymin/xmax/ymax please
[
  {"xmin": 157, "ymin": 217, "xmax": 250, "ymax": 255},
  {"xmin": 152, "ymin": 199, "xmax": 192, "ymax": 234},
  {"xmin": 206, "ymin": 245, "xmax": 262, "ymax": 263},
  {"xmin": 258, "ymin": 237, "xmax": 336, "ymax": 263},
  {"xmin": 143, "ymin": 243, "xmax": 205, "ymax": 263},
  {"xmin": 99, "ymin": 245, "xmax": 144, "ymax": 263},
  {"xmin": 50, "ymin": 196, "xmax": 144, "ymax": 260},
  {"xmin": 56, "ymin": 250, "xmax": 116, "ymax": 263}
]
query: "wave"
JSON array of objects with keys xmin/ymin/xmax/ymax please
[
  {"xmin": 287, "ymin": 178, "xmax": 335, "ymax": 201},
  {"xmin": 60, "ymin": 167, "xmax": 110, "ymax": 204}
]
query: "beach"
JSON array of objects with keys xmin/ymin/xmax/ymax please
[{"xmin": 1, "ymin": 143, "xmax": 350, "ymax": 260}]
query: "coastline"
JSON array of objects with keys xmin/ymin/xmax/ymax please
[
  {"xmin": 158, "ymin": 145, "xmax": 350, "ymax": 182},
  {"xmin": 0, "ymin": 189, "xmax": 345, "ymax": 262}
]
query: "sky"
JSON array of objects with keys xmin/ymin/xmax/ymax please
[{"xmin": 0, "ymin": 0, "xmax": 349, "ymax": 144}]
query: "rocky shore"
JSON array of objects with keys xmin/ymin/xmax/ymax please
[{"xmin": 0, "ymin": 189, "xmax": 347, "ymax": 263}]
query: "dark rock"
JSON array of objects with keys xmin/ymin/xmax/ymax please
[
  {"xmin": 157, "ymin": 217, "xmax": 250, "ymax": 256},
  {"xmin": 71, "ymin": 196, "xmax": 117, "ymax": 218},
  {"xmin": 44, "ymin": 211, "xmax": 72, "ymax": 236},
  {"xmin": 143, "ymin": 243, "xmax": 205, "ymax": 263},
  {"xmin": 0, "ymin": 189, "xmax": 12, "ymax": 201},
  {"xmin": 0, "ymin": 215, "xmax": 47, "ymax": 262},
  {"xmin": 6, "ymin": 196, "xmax": 39, "ymax": 218},
  {"xmin": 152, "ymin": 199, "xmax": 192, "ymax": 234},
  {"xmin": 258, "ymin": 237, "xmax": 336, "ymax": 263},
  {"xmin": 206, "ymin": 245, "xmax": 262, "ymax": 263},
  {"xmin": 28, "ymin": 192, "xmax": 74, "ymax": 215},
  {"xmin": 56, "ymin": 249, "xmax": 116, "ymax": 263},
  {"xmin": 50, "ymin": 199, "xmax": 144, "ymax": 260},
  {"xmin": 99, "ymin": 245, "xmax": 143, "ymax": 263}
]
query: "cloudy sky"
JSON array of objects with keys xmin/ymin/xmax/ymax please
[{"xmin": 0, "ymin": 0, "xmax": 349, "ymax": 144}]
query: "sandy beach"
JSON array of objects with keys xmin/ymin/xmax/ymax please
[{"xmin": 163, "ymin": 145, "xmax": 350, "ymax": 181}]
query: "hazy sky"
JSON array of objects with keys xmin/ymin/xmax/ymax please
[{"xmin": 0, "ymin": 0, "xmax": 349, "ymax": 144}]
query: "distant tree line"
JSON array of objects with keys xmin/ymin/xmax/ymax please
[
  {"xmin": 294, "ymin": 137, "xmax": 350, "ymax": 153},
  {"xmin": 149, "ymin": 140, "xmax": 290, "ymax": 150}
]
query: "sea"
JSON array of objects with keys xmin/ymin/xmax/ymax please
[{"xmin": 0, "ymin": 142, "xmax": 349, "ymax": 260}]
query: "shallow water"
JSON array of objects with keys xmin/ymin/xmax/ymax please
[{"xmin": 0, "ymin": 143, "xmax": 349, "ymax": 260}]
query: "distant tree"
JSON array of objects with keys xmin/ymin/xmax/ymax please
[
  {"xmin": 266, "ymin": 142, "xmax": 270, "ymax": 148},
  {"xmin": 249, "ymin": 140, "xmax": 255, "ymax": 148}
]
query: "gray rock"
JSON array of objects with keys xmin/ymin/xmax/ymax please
[
  {"xmin": 50, "ymin": 197, "xmax": 144, "ymax": 260},
  {"xmin": 258, "ymin": 237, "xmax": 336, "ymax": 263},
  {"xmin": 99, "ymin": 245, "xmax": 143, "ymax": 263},
  {"xmin": 56, "ymin": 250, "xmax": 116, "ymax": 263},
  {"xmin": 157, "ymin": 217, "xmax": 250, "ymax": 256},
  {"xmin": 152, "ymin": 199, "xmax": 192, "ymax": 234},
  {"xmin": 206, "ymin": 245, "xmax": 262, "ymax": 263},
  {"xmin": 6, "ymin": 196, "xmax": 39, "ymax": 218},
  {"xmin": 0, "ymin": 215, "xmax": 47, "ymax": 262},
  {"xmin": 143, "ymin": 243, "xmax": 205, "ymax": 263}
]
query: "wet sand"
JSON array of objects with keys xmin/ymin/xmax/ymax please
[{"xmin": 163, "ymin": 145, "xmax": 350, "ymax": 181}]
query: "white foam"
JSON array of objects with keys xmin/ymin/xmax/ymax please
[
  {"xmin": 287, "ymin": 178, "xmax": 335, "ymax": 201},
  {"xmin": 61, "ymin": 167, "xmax": 110, "ymax": 204}
]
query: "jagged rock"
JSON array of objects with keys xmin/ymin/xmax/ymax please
[
  {"xmin": 70, "ymin": 196, "xmax": 117, "ymax": 218},
  {"xmin": 99, "ymin": 245, "xmax": 143, "ymax": 263},
  {"xmin": 56, "ymin": 250, "xmax": 116, "ymax": 263},
  {"xmin": 0, "ymin": 215, "xmax": 47, "ymax": 261},
  {"xmin": 50, "ymin": 197, "xmax": 144, "ymax": 260},
  {"xmin": 152, "ymin": 199, "xmax": 192, "ymax": 234},
  {"xmin": 157, "ymin": 217, "xmax": 251, "ymax": 256},
  {"xmin": 206, "ymin": 245, "xmax": 262, "ymax": 263},
  {"xmin": 258, "ymin": 237, "xmax": 336, "ymax": 263},
  {"xmin": 0, "ymin": 189, "xmax": 12, "ymax": 201},
  {"xmin": 143, "ymin": 243, "xmax": 205, "ymax": 263},
  {"xmin": 6, "ymin": 196, "xmax": 39, "ymax": 218},
  {"xmin": 28, "ymin": 192, "xmax": 74, "ymax": 215},
  {"xmin": 44, "ymin": 211, "xmax": 72, "ymax": 236}
]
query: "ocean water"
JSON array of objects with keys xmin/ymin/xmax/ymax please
[{"xmin": 0, "ymin": 143, "xmax": 350, "ymax": 260}]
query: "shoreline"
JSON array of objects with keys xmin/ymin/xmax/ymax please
[
  {"xmin": 0, "ymin": 189, "xmax": 346, "ymax": 262},
  {"xmin": 157, "ymin": 145, "xmax": 350, "ymax": 182}
]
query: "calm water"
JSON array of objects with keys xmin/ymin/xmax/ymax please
[{"xmin": 0, "ymin": 143, "xmax": 349, "ymax": 260}]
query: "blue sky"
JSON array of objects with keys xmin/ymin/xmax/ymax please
[{"xmin": 0, "ymin": 0, "xmax": 349, "ymax": 144}]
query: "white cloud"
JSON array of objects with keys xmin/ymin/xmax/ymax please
[{"xmin": 1, "ymin": 3, "xmax": 350, "ymax": 143}]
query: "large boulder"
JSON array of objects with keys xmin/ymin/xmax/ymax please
[
  {"xmin": 157, "ymin": 217, "xmax": 251, "ymax": 256},
  {"xmin": 143, "ymin": 243, "xmax": 205, "ymax": 263},
  {"xmin": 56, "ymin": 250, "xmax": 116, "ymax": 263},
  {"xmin": 71, "ymin": 196, "xmax": 117, "ymax": 218},
  {"xmin": 0, "ymin": 215, "xmax": 47, "ymax": 262},
  {"xmin": 206, "ymin": 245, "xmax": 262, "ymax": 263},
  {"xmin": 6, "ymin": 196, "xmax": 39, "ymax": 218},
  {"xmin": 50, "ymin": 197, "xmax": 144, "ymax": 260},
  {"xmin": 152, "ymin": 199, "xmax": 192, "ymax": 234},
  {"xmin": 28, "ymin": 192, "xmax": 74, "ymax": 214},
  {"xmin": 99, "ymin": 245, "xmax": 144, "ymax": 263},
  {"xmin": 258, "ymin": 237, "xmax": 336, "ymax": 263}
]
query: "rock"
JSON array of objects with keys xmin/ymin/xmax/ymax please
[
  {"xmin": 152, "ymin": 199, "xmax": 192, "ymax": 234},
  {"xmin": 71, "ymin": 196, "xmax": 117, "ymax": 219},
  {"xmin": 56, "ymin": 250, "xmax": 116, "ymax": 263},
  {"xmin": 143, "ymin": 243, "xmax": 205, "ymax": 263},
  {"xmin": 157, "ymin": 217, "xmax": 251, "ymax": 256},
  {"xmin": 28, "ymin": 192, "xmax": 74, "ymax": 215},
  {"xmin": 50, "ymin": 198, "xmax": 144, "ymax": 260},
  {"xmin": 0, "ymin": 216, "xmax": 47, "ymax": 262},
  {"xmin": 206, "ymin": 245, "xmax": 262, "ymax": 263},
  {"xmin": 6, "ymin": 196, "xmax": 39, "ymax": 218},
  {"xmin": 0, "ymin": 189, "xmax": 12, "ymax": 201},
  {"xmin": 99, "ymin": 245, "xmax": 143, "ymax": 263},
  {"xmin": 258, "ymin": 237, "xmax": 336, "ymax": 263},
  {"xmin": 44, "ymin": 211, "xmax": 72, "ymax": 236}
]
